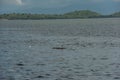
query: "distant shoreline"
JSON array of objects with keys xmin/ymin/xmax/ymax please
[
  {"xmin": 0, "ymin": 17, "xmax": 120, "ymax": 20},
  {"xmin": 0, "ymin": 10, "xmax": 120, "ymax": 20}
]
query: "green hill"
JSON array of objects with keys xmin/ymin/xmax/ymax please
[
  {"xmin": 63, "ymin": 10, "xmax": 101, "ymax": 18},
  {"xmin": 111, "ymin": 12, "xmax": 120, "ymax": 17}
]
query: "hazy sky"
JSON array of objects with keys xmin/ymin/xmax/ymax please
[{"xmin": 0, "ymin": 0, "xmax": 120, "ymax": 14}]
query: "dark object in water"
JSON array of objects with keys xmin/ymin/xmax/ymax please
[
  {"xmin": 114, "ymin": 77, "xmax": 120, "ymax": 79},
  {"xmin": 16, "ymin": 62, "xmax": 24, "ymax": 66},
  {"xmin": 52, "ymin": 47, "xmax": 66, "ymax": 50},
  {"xmin": 36, "ymin": 75, "xmax": 45, "ymax": 78}
]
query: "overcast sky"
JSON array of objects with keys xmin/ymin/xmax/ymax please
[{"xmin": 0, "ymin": 0, "xmax": 120, "ymax": 14}]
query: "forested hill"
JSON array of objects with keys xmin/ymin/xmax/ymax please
[
  {"xmin": 0, "ymin": 10, "xmax": 120, "ymax": 20},
  {"xmin": 111, "ymin": 12, "xmax": 120, "ymax": 17},
  {"xmin": 63, "ymin": 10, "xmax": 101, "ymax": 18}
]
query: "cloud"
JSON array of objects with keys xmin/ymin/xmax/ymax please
[
  {"xmin": 0, "ymin": 0, "xmax": 24, "ymax": 6},
  {"xmin": 15, "ymin": 0, "xmax": 23, "ymax": 5}
]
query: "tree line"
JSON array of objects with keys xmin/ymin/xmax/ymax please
[{"xmin": 0, "ymin": 10, "xmax": 120, "ymax": 20}]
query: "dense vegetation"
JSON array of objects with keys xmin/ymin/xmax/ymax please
[
  {"xmin": 63, "ymin": 10, "xmax": 101, "ymax": 18},
  {"xmin": 111, "ymin": 12, "xmax": 120, "ymax": 17},
  {"xmin": 0, "ymin": 10, "xmax": 120, "ymax": 20}
]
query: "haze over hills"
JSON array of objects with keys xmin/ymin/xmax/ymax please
[
  {"xmin": 0, "ymin": 10, "xmax": 120, "ymax": 20},
  {"xmin": 111, "ymin": 12, "xmax": 120, "ymax": 17},
  {"xmin": 1, "ymin": 0, "xmax": 120, "ymax": 15}
]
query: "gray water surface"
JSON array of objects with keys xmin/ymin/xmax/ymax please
[{"xmin": 0, "ymin": 18, "xmax": 120, "ymax": 80}]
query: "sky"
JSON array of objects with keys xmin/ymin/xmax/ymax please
[{"xmin": 0, "ymin": 0, "xmax": 120, "ymax": 14}]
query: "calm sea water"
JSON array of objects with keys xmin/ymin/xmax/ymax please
[
  {"xmin": 0, "ymin": 18, "xmax": 120, "ymax": 37},
  {"xmin": 0, "ymin": 18, "xmax": 120, "ymax": 80}
]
